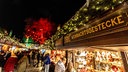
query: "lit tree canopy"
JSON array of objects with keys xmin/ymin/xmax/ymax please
[{"xmin": 25, "ymin": 18, "xmax": 56, "ymax": 44}]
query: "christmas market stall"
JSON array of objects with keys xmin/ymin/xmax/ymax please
[{"xmin": 54, "ymin": 1, "xmax": 128, "ymax": 72}]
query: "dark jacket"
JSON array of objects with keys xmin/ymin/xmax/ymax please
[
  {"xmin": 44, "ymin": 55, "xmax": 51, "ymax": 65},
  {"xmin": 0, "ymin": 54, "xmax": 4, "ymax": 67},
  {"xmin": 49, "ymin": 62, "xmax": 55, "ymax": 72}
]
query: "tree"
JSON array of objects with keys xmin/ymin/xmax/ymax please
[{"xmin": 24, "ymin": 18, "xmax": 57, "ymax": 44}]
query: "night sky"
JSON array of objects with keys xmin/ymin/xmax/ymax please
[{"xmin": 0, "ymin": 0, "xmax": 86, "ymax": 40}]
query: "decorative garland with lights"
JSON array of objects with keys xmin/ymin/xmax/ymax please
[
  {"xmin": 0, "ymin": 32, "xmax": 26, "ymax": 48},
  {"xmin": 42, "ymin": 0, "xmax": 125, "ymax": 50},
  {"xmin": 0, "ymin": 27, "xmax": 25, "ymax": 48}
]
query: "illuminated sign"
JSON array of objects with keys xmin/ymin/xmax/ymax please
[{"xmin": 71, "ymin": 14, "xmax": 126, "ymax": 40}]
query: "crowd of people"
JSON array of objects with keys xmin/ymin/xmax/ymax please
[
  {"xmin": 0, "ymin": 49, "xmax": 76, "ymax": 72},
  {"xmin": 0, "ymin": 49, "xmax": 30, "ymax": 72}
]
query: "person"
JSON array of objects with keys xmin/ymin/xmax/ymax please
[
  {"xmin": 16, "ymin": 51, "xmax": 23, "ymax": 61},
  {"xmin": 36, "ymin": 51, "xmax": 40, "ymax": 67},
  {"xmin": 4, "ymin": 50, "xmax": 11, "ymax": 61},
  {"xmin": 3, "ymin": 50, "xmax": 11, "ymax": 67},
  {"xmin": 27, "ymin": 51, "xmax": 31, "ymax": 65},
  {"xmin": 32, "ymin": 51, "xmax": 36, "ymax": 66},
  {"xmin": 80, "ymin": 68, "xmax": 87, "ymax": 72},
  {"xmin": 4, "ymin": 50, "xmax": 18, "ymax": 72},
  {"xmin": 66, "ymin": 61, "xmax": 76, "ymax": 72},
  {"xmin": 49, "ymin": 61, "xmax": 55, "ymax": 72},
  {"xmin": 17, "ymin": 51, "xmax": 29, "ymax": 72},
  {"xmin": 41, "ymin": 52, "xmax": 45, "ymax": 66},
  {"xmin": 54, "ymin": 57, "xmax": 66, "ymax": 72},
  {"xmin": 44, "ymin": 53, "xmax": 51, "ymax": 72},
  {"xmin": 0, "ymin": 51, "xmax": 5, "ymax": 72}
]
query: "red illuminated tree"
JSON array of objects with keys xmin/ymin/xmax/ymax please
[{"xmin": 24, "ymin": 18, "xmax": 56, "ymax": 44}]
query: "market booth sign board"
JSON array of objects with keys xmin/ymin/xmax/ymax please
[
  {"xmin": 55, "ymin": 36, "xmax": 63, "ymax": 47},
  {"xmin": 64, "ymin": 3, "xmax": 128, "ymax": 44}
]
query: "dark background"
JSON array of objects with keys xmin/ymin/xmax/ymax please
[{"xmin": 0, "ymin": 0, "xmax": 86, "ymax": 40}]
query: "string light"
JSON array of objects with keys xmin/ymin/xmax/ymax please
[
  {"xmin": 91, "ymin": 5, "xmax": 96, "ymax": 9},
  {"xmin": 0, "ymin": 33, "xmax": 26, "ymax": 48},
  {"xmin": 104, "ymin": 6, "xmax": 110, "ymax": 10}
]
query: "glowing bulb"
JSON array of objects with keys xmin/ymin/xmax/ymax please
[
  {"xmin": 74, "ymin": 28, "xmax": 78, "ymax": 31},
  {"xmin": 91, "ymin": 5, "xmax": 96, "ymax": 9},
  {"xmin": 83, "ymin": 8, "xmax": 88, "ymax": 12},
  {"xmin": 86, "ymin": 16, "xmax": 89, "ymax": 19},
  {"xmin": 118, "ymin": 0, "xmax": 123, "ymax": 3},
  {"xmin": 112, "ymin": 6, "xmax": 114, "ymax": 10},
  {"xmin": 96, "ymin": 6, "xmax": 100, "ymax": 10},
  {"xmin": 104, "ymin": 6, "xmax": 109, "ymax": 10},
  {"xmin": 74, "ymin": 17, "xmax": 78, "ymax": 21},
  {"xmin": 96, "ymin": 2, "xmax": 100, "ymax": 4}
]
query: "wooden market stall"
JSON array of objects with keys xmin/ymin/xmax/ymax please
[{"xmin": 56, "ymin": 1, "xmax": 128, "ymax": 72}]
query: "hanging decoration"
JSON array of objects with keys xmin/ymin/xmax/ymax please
[{"xmin": 25, "ymin": 18, "xmax": 56, "ymax": 44}]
